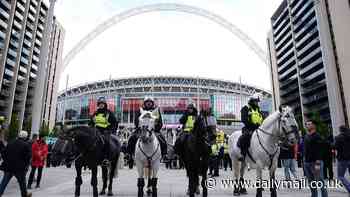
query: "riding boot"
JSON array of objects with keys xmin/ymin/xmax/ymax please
[
  {"xmin": 137, "ymin": 178, "xmax": 145, "ymax": 197},
  {"xmin": 151, "ymin": 178, "xmax": 158, "ymax": 197}
]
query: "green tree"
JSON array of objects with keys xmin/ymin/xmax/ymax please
[
  {"xmin": 22, "ymin": 116, "xmax": 32, "ymax": 136},
  {"xmin": 310, "ymin": 111, "xmax": 329, "ymax": 139},
  {"xmin": 7, "ymin": 113, "xmax": 20, "ymax": 141},
  {"xmin": 39, "ymin": 121, "xmax": 50, "ymax": 137},
  {"xmin": 49, "ymin": 125, "xmax": 61, "ymax": 137}
]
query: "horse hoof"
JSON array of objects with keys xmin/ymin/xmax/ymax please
[
  {"xmin": 233, "ymin": 190, "xmax": 240, "ymax": 196},
  {"xmin": 195, "ymin": 187, "xmax": 200, "ymax": 195},
  {"xmin": 240, "ymin": 188, "xmax": 248, "ymax": 195},
  {"xmin": 100, "ymin": 190, "xmax": 106, "ymax": 195},
  {"xmin": 107, "ymin": 191, "xmax": 113, "ymax": 196},
  {"xmin": 147, "ymin": 189, "xmax": 152, "ymax": 195}
]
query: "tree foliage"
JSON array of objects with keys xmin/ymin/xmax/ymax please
[
  {"xmin": 310, "ymin": 111, "xmax": 330, "ymax": 139},
  {"xmin": 7, "ymin": 113, "xmax": 20, "ymax": 141},
  {"xmin": 39, "ymin": 121, "xmax": 50, "ymax": 137}
]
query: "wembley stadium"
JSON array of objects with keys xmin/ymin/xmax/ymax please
[{"xmin": 56, "ymin": 76, "xmax": 272, "ymax": 130}]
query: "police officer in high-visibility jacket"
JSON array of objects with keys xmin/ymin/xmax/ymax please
[
  {"xmin": 238, "ymin": 93, "xmax": 264, "ymax": 161},
  {"xmin": 89, "ymin": 97, "xmax": 118, "ymax": 166},
  {"xmin": 174, "ymin": 103, "xmax": 198, "ymax": 157},
  {"xmin": 223, "ymin": 139, "xmax": 232, "ymax": 171},
  {"xmin": 209, "ymin": 142, "xmax": 220, "ymax": 177}
]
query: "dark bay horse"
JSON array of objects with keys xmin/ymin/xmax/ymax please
[
  {"xmin": 51, "ymin": 126, "xmax": 121, "ymax": 197},
  {"xmin": 176, "ymin": 115, "xmax": 213, "ymax": 197}
]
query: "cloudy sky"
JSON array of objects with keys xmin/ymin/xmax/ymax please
[{"xmin": 55, "ymin": 0, "xmax": 282, "ymax": 91}]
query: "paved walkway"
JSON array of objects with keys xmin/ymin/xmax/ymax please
[{"xmin": 1, "ymin": 164, "xmax": 348, "ymax": 197}]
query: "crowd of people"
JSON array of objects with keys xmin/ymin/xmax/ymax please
[
  {"xmin": 277, "ymin": 120, "xmax": 350, "ymax": 197},
  {"xmin": 0, "ymin": 128, "xmax": 49, "ymax": 197}
]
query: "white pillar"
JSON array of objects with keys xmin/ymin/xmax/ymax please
[{"xmin": 31, "ymin": 0, "xmax": 57, "ymax": 136}]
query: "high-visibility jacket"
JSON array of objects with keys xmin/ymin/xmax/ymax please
[
  {"xmin": 216, "ymin": 131, "xmax": 225, "ymax": 144},
  {"xmin": 184, "ymin": 116, "xmax": 195, "ymax": 133},
  {"xmin": 249, "ymin": 107, "xmax": 263, "ymax": 125},
  {"xmin": 224, "ymin": 143, "xmax": 229, "ymax": 154},
  {"xmin": 211, "ymin": 143, "xmax": 220, "ymax": 156},
  {"xmin": 93, "ymin": 113, "xmax": 110, "ymax": 129}
]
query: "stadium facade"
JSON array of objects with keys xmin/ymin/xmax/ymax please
[{"xmin": 56, "ymin": 76, "xmax": 272, "ymax": 130}]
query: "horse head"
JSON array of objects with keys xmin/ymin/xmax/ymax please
[
  {"xmin": 278, "ymin": 105, "xmax": 299, "ymax": 145},
  {"xmin": 138, "ymin": 108, "xmax": 158, "ymax": 143},
  {"xmin": 51, "ymin": 131, "xmax": 76, "ymax": 167}
]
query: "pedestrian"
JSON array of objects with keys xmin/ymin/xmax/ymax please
[
  {"xmin": 0, "ymin": 130, "xmax": 32, "ymax": 197},
  {"xmin": 27, "ymin": 133, "xmax": 48, "ymax": 189},
  {"xmin": 322, "ymin": 134, "xmax": 334, "ymax": 180},
  {"xmin": 303, "ymin": 119, "xmax": 328, "ymax": 197},
  {"xmin": 334, "ymin": 125, "xmax": 350, "ymax": 195},
  {"xmin": 0, "ymin": 116, "xmax": 6, "ymax": 158},
  {"xmin": 209, "ymin": 141, "xmax": 220, "ymax": 177},
  {"xmin": 223, "ymin": 139, "xmax": 232, "ymax": 171},
  {"xmin": 280, "ymin": 142, "xmax": 298, "ymax": 182}
]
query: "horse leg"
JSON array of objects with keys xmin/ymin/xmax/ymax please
[
  {"xmin": 136, "ymin": 160, "xmax": 145, "ymax": 197},
  {"xmin": 146, "ymin": 168, "xmax": 152, "ymax": 196},
  {"xmin": 151, "ymin": 177, "xmax": 157, "ymax": 197},
  {"xmin": 201, "ymin": 158, "xmax": 209, "ymax": 197},
  {"xmin": 107, "ymin": 159, "xmax": 118, "ymax": 196},
  {"xmin": 91, "ymin": 166, "xmax": 98, "ymax": 197},
  {"xmin": 100, "ymin": 166, "xmax": 107, "ymax": 195},
  {"xmin": 188, "ymin": 168, "xmax": 197, "ymax": 197},
  {"xmin": 75, "ymin": 164, "xmax": 83, "ymax": 197},
  {"xmin": 151, "ymin": 161, "xmax": 160, "ymax": 197},
  {"xmin": 256, "ymin": 167, "xmax": 263, "ymax": 197},
  {"xmin": 269, "ymin": 169, "xmax": 277, "ymax": 197},
  {"xmin": 239, "ymin": 161, "xmax": 248, "ymax": 194},
  {"xmin": 232, "ymin": 159, "xmax": 240, "ymax": 196}
]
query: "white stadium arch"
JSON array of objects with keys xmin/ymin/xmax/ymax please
[{"xmin": 62, "ymin": 3, "xmax": 267, "ymax": 71}]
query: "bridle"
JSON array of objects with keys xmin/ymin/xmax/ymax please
[
  {"xmin": 58, "ymin": 130, "xmax": 98, "ymax": 166},
  {"xmin": 254, "ymin": 113, "xmax": 297, "ymax": 169}
]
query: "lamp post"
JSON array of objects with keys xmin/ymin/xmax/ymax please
[{"xmin": 31, "ymin": 0, "xmax": 57, "ymax": 136}]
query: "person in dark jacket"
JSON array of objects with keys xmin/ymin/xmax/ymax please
[
  {"xmin": 322, "ymin": 134, "xmax": 334, "ymax": 180},
  {"xmin": 89, "ymin": 96, "xmax": 118, "ymax": 166},
  {"xmin": 0, "ymin": 130, "xmax": 32, "ymax": 197},
  {"xmin": 334, "ymin": 125, "xmax": 350, "ymax": 194},
  {"xmin": 238, "ymin": 93, "xmax": 263, "ymax": 161},
  {"xmin": 279, "ymin": 143, "xmax": 298, "ymax": 181},
  {"xmin": 303, "ymin": 120, "xmax": 328, "ymax": 197}
]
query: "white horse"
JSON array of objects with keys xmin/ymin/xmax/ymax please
[
  {"xmin": 135, "ymin": 108, "xmax": 162, "ymax": 197},
  {"xmin": 228, "ymin": 106, "xmax": 299, "ymax": 197}
]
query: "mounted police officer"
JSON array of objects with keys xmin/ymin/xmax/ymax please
[
  {"xmin": 174, "ymin": 103, "xmax": 198, "ymax": 157},
  {"xmin": 238, "ymin": 93, "xmax": 264, "ymax": 161},
  {"xmin": 89, "ymin": 97, "xmax": 118, "ymax": 166},
  {"xmin": 134, "ymin": 96, "xmax": 167, "ymax": 158}
]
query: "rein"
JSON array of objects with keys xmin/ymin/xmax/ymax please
[
  {"xmin": 138, "ymin": 136, "xmax": 160, "ymax": 179},
  {"xmin": 254, "ymin": 117, "xmax": 282, "ymax": 170}
]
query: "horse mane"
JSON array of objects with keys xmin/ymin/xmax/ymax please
[
  {"xmin": 260, "ymin": 111, "xmax": 280, "ymax": 131},
  {"xmin": 67, "ymin": 126, "xmax": 94, "ymax": 138}
]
